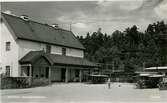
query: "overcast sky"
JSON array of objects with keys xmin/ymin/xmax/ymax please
[{"xmin": 1, "ymin": 0, "xmax": 167, "ymax": 36}]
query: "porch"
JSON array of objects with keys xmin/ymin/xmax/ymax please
[{"xmin": 19, "ymin": 51, "xmax": 97, "ymax": 86}]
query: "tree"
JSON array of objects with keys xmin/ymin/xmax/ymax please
[{"xmin": 78, "ymin": 20, "xmax": 167, "ymax": 71}]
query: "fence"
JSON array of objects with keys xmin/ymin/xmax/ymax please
[{"xmin": 0, "ymin": 76, "xmax": 31, "ymax": 89}]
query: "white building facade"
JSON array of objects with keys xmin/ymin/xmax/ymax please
[{"xmin": 0, "ymin": 13, "xmax": 96, "ymax": 83}]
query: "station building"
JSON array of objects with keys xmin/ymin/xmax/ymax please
[{"xmin": 0, "ymin": 12, "xmax": 97, "ymax": 84}]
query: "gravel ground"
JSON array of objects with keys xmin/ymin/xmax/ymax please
[{"xmin": 1, "ymin": 83, "xmax": 167, "ymax": 103}]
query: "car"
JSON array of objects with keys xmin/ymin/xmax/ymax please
[
  {"xmin": 158, "ymin": 76, "xmax": 167, "ymax": 90},
  {"xmin": 136, "ymin": 74, "xmax": 163, "ymax": 89}
]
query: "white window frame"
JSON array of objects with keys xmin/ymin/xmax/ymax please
[{"xmin": 6, "ymin": 41, "xmax": 11, "ymax": 51}]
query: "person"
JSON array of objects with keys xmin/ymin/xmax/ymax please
[{"xmin": 107, "ymin": 78, "xmax": 111, "ymax": 89}]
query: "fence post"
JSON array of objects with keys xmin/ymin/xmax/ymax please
[
  {"xmin": 49, "ymin": 66, "xmax": 51, "ymax": 84},
  {"xmin": 79, "ymin": 69, "xmax": 82, "ymax": 82},
  {"xmin": 29, "ymin": 64, "xmax": 32, "ymax": 87}
]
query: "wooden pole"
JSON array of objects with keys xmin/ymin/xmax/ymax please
[
  {"xmin": 142, "ymin": 62, "xmax": 145, "ymax": 72},
  {"xmin": 65, "ymin": 68, "xmax": 69, "ymax": 83},
  {"xmin": 79, "ymin": 69, "xmax": 82, "ymax": 82},
  {"xmin": 49, "ymin": 66, "xmax": 51, "ymax": 84},
  {"xmin": 112, "ymin": 61, "xmax": 115, "ymax": 73},
  {"xmin": 29, "ymin": 64, "xmax": 32, "ymax": 87}
]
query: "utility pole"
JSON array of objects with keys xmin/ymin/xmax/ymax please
[
  {"xmin": 70, "ymin": 23, "xmax": 72, "ymax": 31},
  {"xmin": 142, "ymin": 62, "xmax": 145, "ymax": 72},
  {"xmin": 112, "ymin": 61, "xmax": 115, "ymax": 73}
]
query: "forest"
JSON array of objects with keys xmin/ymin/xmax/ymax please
[{"xmin": 77, "ymin": 21, "xmax": 167, "ymax": 73}]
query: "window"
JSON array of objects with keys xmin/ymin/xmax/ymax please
[
  {"xmin": 6, "ymin": 42, "xmax": 11, "ymax": 51},
  {"xmin": 5, "ymin": 66, "xmax": 10, "ymax": 77},
  {"xmin": 62, "ymin": 48, "xmax": 66, "ymax": 56},
  {"xmin": 46, "ymin": 45, "xmax": 51, "ymax": 53}
]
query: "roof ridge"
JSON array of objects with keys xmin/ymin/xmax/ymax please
[
  {"xmin": 1, "ymin": 12, "xmax": 71, "ymax": 32},
  {"xmin": 2, "ymin": 12, "xmax": 21, "ymax": 19},
  {"xmin": 20, "ymin": 51, "xmax": 97, "ymax": 67},
  {"xmin": 2, "ymin": 12, "xmax": 85, "ymax": 50}
]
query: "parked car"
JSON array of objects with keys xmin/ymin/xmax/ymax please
[
  {"xmin": 136, "ymin": 74, "xmax": 163, "ymax": 89},
  {"xmin": 158, "ymin": 76, "xmax": 167, "ymax": 90}
]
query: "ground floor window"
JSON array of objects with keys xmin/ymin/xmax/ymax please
[{"xmin": 5, "ymin": 66, "xmax": 10, "ymax": 77}]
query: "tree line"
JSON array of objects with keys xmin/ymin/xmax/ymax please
[{"xmin": 77, "ymin": 21, "xmax": 167, "ymax": 72}]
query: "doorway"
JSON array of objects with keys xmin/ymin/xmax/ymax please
[
  {"xmin": 61, "ymin": 68, "xmax": 66, "ymax": 82},
  {"xmin": 45, "ymin": 67, "xmax": 49, "ymax": 78}
]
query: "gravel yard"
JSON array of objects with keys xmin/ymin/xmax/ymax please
[{"xmin": 1, "ymin": 83, "xmax": 167, "ymax": 103}]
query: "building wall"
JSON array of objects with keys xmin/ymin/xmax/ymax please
[
  {"xmin": 66, "ymin": 48, "xmax": 84, "ymax": 58},
  {"xmin": 50, "ymin": 67, "xmax": 78, "ymax": 82},
  {"xmin": 18, "ymin": 40, "xmax": 46, "ymax": 59},
  {"xmin": 68, "ymin": 69, "xmax": 76, "ymax": 81},
  {"xmin": 18, "ymin": 40, "xmax": 84, "ymax": 59},
  {"xmin": 1, "ymin": 21, "xmax": 84, "ymax": 77},
  {"xmin": 51, "ymin": 67, "xmax": 61, "ymax": 81},
  {"xmin": 51, "ymin": 46, "xmax": 62, "ymax": 55},
  {"xmin": 33, "ymin": 66, "xmax": 46, "ymax": 78},
  {"xmin": 0, "ymin": 22, "xmax": 19, "ymax": 77}
]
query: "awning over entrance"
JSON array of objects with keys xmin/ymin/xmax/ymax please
[{"xmin": 19, "ymin": 51, "xmax": 97, "ymax": 68}]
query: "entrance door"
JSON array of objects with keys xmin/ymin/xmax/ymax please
[
  {"xmin": 45, "ymin": 67, "xmax": 49, "ymax": 78},
  {"xmin": 61, "ymin": 68, "xmax": 66, "ymax": 82}
]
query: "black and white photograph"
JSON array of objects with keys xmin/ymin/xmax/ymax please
[{"xmin": 0, "ymin": 0, "xmax": 167, "ymax": 103}]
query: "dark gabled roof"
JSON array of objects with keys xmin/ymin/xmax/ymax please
[
  {"xmin": 19, "ymin": 51, "xmax": 45, "ymax": 64},
  {"xmin": 2, "ymin": 13, "xmax": 85, "ymax": 50},
  {"xmin": 19, "ymin": 51, "xmax": 97, "ymax": 68},
  {"xmin": 44, "ymin": 54, "xmax": 97, "ymax": 67}
]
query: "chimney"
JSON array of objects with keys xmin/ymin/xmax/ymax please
[
  {"xmin": 20, "ymin": 15, "xmax": 29, "ymax": 21},
  {"xmin": 52, "ymin": 24, "xmax": 59, "ymax": 28},
  {"xmin": 3, "ymin": 10, "xmax": 17, "ymax": 16},
  {"xmin": 4, "ymin": 10, "xmax": 12, "ymax": 14}
]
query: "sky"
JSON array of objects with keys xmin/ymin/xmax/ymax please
[{"xmin": 1, "ymin": 0, "xmax": 167, "ymax": 36}]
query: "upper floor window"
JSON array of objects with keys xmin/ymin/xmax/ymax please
[
  {"xmin": 46, "ymin": 45, "xmax": 51, "ymax": 53},
  {"xmin": 62, "ymin": 48, "xmax": 66, "ymax": 56},
  {"xmin": 6, "ymin": 42, "xmax": 11, "ymax": 51},
  {"xmin": 5, "ymin": 66, "xmax": 10, "ymax": 77}
]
